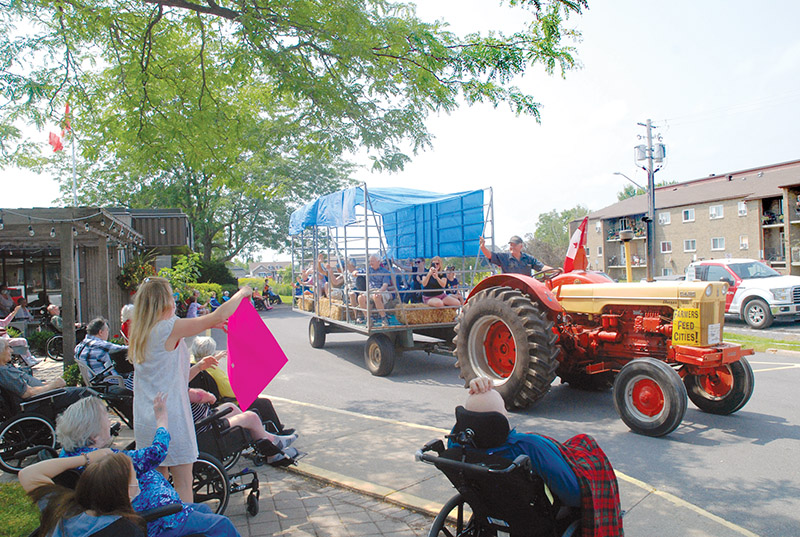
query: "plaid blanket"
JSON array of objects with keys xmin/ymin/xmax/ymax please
[{"xmin": 544, "ymin": 433, "xmax": 624, "ymax": 537}]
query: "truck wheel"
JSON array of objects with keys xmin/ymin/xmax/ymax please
[
  {"xmin": 613, "ymin": 358, "xmax": 687, "ymax": 437},
  {"xmin": 453, "ymin": 286, "xmax": 559, "ymax": 409},
  {"xmin": 365, "ymin": 334, "xmax": 395, "ymax": 376},
  {"xmin": 684, "ymin": 358, "xmax": 754, "ymax": 415},
  {"xmin": 743, "ymin": 298, "xmax": 773, "ymax": 329},
  {"xmin": 309, "ymin": 318, "xmax": 326, "ymax": 349}
]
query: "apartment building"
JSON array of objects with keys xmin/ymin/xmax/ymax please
[{"xmin": 581, "ymin": 159, "xmax": 800, "ymax": 281}]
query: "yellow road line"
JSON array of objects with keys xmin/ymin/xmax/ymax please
[{"xmin": 273, "ymin": 395, "xmax": 760, "ymax": 537}]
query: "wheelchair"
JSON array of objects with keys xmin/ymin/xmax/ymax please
[
  {"xmin": 76, "ymin": 351, "xmax": 135, "ymax": 430},
  {"xmin": 416, "ymin": 406, "xmax": 581, "ymax": 537},
  {"xmin": 45, "ymin": 325, "xmax": 87, "ymax": 361}
]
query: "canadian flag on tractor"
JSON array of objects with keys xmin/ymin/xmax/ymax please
[{"xmin": 563, "ymin": 216, "xmax": 588, "ymax": 273}]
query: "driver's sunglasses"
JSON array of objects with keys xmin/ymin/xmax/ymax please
[{"xmin": 415, "ymin": 260, "xmax": 424, "ymax": 264}]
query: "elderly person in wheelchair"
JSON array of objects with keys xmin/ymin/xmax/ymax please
[
  {"xmin": 421, "ymin": 377, "xmax": 623, "ymax": 537},
  {"xmin": 55, "ymin": 394, "xmax": 240, "ymax": 537},
  {"xmin": 0, "ymin": 338, "xmax": 91, "ymax": 410}
]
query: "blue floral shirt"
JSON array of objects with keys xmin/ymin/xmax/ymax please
[{"xmin": 62, "ymin": 427, "xmax": 192, "ymax": 537}]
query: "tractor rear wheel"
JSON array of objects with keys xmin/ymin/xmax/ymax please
[
  {"xmin": 613, "ymin": 358, "xmax": 687, "ymax": 437},
  {"xmin": 684, "ymin": 358, "xmax": 754, "ymax": 415},
  {"xmin": 453, "ymin": 286, "xmax": 559, "ymax": 409}
]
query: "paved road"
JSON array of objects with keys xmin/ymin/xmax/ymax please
[{"xmin": 250, "ymin": 305, "xmax": 800, "ymax": 537}]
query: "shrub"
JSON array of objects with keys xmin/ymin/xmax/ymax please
[
  {"xmin": 63, "ymin": 363, "xmax": 84, "ymax": 387},
  {"xmin": 186, "ymin": 282, "xmax": 223, "ymax": 303},
  {"xmin": 274, "ymin": 282, "xmax": 293, "ymax": 296},
  {"xmin": 238, "ymin": 277, "xmax": 265, "ymax": 290},
  {"xmin": 28, "ymin": 330, "xmax": 55, "ymax": 355},
  {"xmin": 5, "ymin": 326, "xmax": 21, "ymax": 338},
  {"xmin": 198, "ymin": 259, "xmax": 237, "ymax": 286},
  {"xmin": 220, "ymin": 284, "xmax": 239, "ymax": 296}
]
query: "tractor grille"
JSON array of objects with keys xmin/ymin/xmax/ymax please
[{"xmin": 793, "ymin": 287, "xmax": 800, "ymax": 304}]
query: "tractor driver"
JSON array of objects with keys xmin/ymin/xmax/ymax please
[{"xmin": 479, "ymin": 235, "xmax": 552, "ymax": 276}]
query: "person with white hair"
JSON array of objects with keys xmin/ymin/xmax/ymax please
[
  {"xmin": 120, "ymin": 304, "xmax": 135, "ymax": 341},
  {"xmin": 189, "ymin": 336, "xmax": 299, "ymax": 466},
  {"xmin": 56, "ymin": 395, "xmax": 242, "ymax": 537}
]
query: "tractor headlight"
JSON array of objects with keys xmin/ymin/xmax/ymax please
[
  {"xmin": 771, "ymin": 287, "xmax": 792, "ymax": 302},
  {"xmin": 705, "ymin": 285, "xmax": 713, "ymax": 297}
]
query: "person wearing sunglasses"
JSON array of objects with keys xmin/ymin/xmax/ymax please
[
  {"xmin": 422, "ymin": 256, "xmax": 461, "ymax": 308},
  {"xmin": 479, "ymin": 235, "xmax": 552, "ymax": 276}
]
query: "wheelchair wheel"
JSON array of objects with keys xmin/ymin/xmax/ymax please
[
  {"xmin": 0, "ymin": 413, "xmax": 57, "ymax": 474},
  {"xmin": 192, "ymin": 452, "xmax": 230, "ymax": 515},
  {"xmin": 429, "ymin": 493, "xmax": 479, "ymax": 537},
  {"xmin": 46, "ymin": 336, "xmax": 63, "ymax": 361},
  {"xmin": 222, "ymin": 449, "xmax": 241, "ymax": 471}
]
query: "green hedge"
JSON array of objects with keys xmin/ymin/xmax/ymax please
[
  {"xmin": 238, "ymin": 277, "xmax": 266, "ymax": 290},
  {"xmin": 28, "ymin": 330, "xmax": 55, "ymax": 355},
  {"xmin": 185, "ymin": 282, "xmax": 223, "ymax": 303}
]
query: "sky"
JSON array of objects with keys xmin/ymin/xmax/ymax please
[{"xmin": 6, "ymin": 0, "xmax": 800, "ymax": 260}]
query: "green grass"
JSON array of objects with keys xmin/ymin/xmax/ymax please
[
  {"xmin": 0, "ymin": 482, "xmax": 39, "ymax": 537},
  {"xmin": 724, "ymin": 332, "xmax": 800, "ymax": 353}
]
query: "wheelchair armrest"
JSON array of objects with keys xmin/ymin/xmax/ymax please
[
  {"xmin": 20, "ymin": 388, "xmax": 68, "ymax": 409},
  {"xmin": 194, "ymin": 406, "xmax": 234, "ymax": 429},
  {"xmin": 139, "ymin": 503, "xmax": 183, "ymax": 522}
]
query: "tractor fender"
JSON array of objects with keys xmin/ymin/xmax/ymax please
[{"xmin": 467, "ymin": 274, "xmax": 564, "ymax": 315}]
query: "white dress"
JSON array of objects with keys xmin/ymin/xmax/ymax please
[{"xmin": 133, "ymin": 316, "xmax": 198, "ymax": 466}]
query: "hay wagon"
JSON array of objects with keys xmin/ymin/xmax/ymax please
[{"xmin": 289, "ymin": 184, "xmax": 493, "ymax": 376}]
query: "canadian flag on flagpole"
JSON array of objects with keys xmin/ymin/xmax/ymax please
[
  {"xmin": 47, "ymin": 103, "xmax": 71, "ymax": 152},
  {"xmin": 563, "ymin": 216, "xmax": 588, "ymax": 273}
]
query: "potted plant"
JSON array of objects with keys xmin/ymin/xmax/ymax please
[{"xmin": 117, "ymin": 251, "xmax": 157, "ymax": 294}]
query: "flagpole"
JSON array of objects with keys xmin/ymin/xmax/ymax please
[
  {"xmin": 71, "ymin": 128, "xmax": 77, "ymax": 206},
  {"xmin": 68, "ymin": 109, "xmax": 82, "ymax": 323}
]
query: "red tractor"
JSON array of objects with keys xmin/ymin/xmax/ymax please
[{"xmin": 453, "ymin": 269, "xmax": 755, "ymax": 436}]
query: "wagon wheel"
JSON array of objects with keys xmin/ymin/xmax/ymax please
[
  {"xmin": 613, "ymin": 358, "xmax": 687, "ymax": 437},
  {"xmin": 308, "ymin": 318, "xmax": 327, "ymax": 349},
  {"xmin": 364, "ymin": 334, "xmax": 395, "ymax": 376},
  {"xmin": 453, "ymin": 286, "xmax": 559, "ymax": 409},
  {"xmin": 532, "ymin": 268, "xmax": 564, "ymax": 282},
  {"xmin": 684, "ymin": 358, "xmax": 754, "ymax": 415}
]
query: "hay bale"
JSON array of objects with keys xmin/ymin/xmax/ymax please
[
  {"xmin": 397, "ymin": 303, "xmax": 458, "ymax": 325},
  {"xmin": 294, "ymin": 294, "xmax": 315, "ymax": 312},
  {"xmin": 318, "ymin": 298, "xmax": 346, "ymax": 320}
]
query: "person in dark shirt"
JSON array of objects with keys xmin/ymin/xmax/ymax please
[{"xmin": 479, "ymin": 235, "xmax": 551, "ymax": 276}]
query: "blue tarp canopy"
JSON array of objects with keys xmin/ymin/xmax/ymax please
[{"xmin": 289, "ymin": 186, "xmax": 485, "ymax": 259}]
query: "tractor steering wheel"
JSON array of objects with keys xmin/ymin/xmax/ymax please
[{"xmin": 532, "ymin": 267, "xmax": 563, "ymax": 282}]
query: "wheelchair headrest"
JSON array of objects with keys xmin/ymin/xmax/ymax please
[{"xmin": 453, "ymin": 406, "xmax": 510, "ymax": 449}]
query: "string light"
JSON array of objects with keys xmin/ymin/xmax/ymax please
[
  {"xmin": 50, "ymin": 226, "xmax": 56, "ymax": 238},
  {"xmin": 72, "ymin": 227, "xmax": 78, "ymax": 237},
  {"xmin": 28, "ymin": 225, "xmax": 35, "ymax": 237},
  {"xmin": 0, "ymin": 210, "xmax": 4, "ymax": 230},
  {"xmin": 84, "ymin": 223, "xmax": 90, "ymax": 232}
]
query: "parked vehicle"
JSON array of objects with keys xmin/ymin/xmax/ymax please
[{"xmin": 686, "ymin": 258, "xmax": 800, "ymax": 328}]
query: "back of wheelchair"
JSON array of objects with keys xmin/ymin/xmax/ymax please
[{"xmin": 416, "ymin": 430, "xmax": 581, "ymax": 537}]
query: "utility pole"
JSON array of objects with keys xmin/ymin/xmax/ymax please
[{"xmin": 635, "ymin": 119, "xmax": 665, "ymax": 282}]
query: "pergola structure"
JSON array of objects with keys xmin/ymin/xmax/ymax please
[{"xmin": 0, "ymin": 207, "xmax": 144, "ymax": 363}]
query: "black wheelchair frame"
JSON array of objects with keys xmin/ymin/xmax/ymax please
[{"xmin": 416, "ymin": 407, "xmax": 581, "ymax": 537}]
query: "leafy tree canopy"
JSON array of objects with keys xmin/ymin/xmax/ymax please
[
  {"xmin": 529, "ymin": 204, "xmax": 589, "ymax": 263},
  {"xmin": 617, "ymin": 180, "xmax": 678, "ymax": 201},
  {"xmin": 1, "ymin": 0, "xmax": 588, "ymax": 259}
]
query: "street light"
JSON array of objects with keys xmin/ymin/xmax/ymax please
[{"xmin": 613, "ymin": 171, "xmax": 645, "ymax": 191}]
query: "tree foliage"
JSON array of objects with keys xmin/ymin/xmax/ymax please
[
  {"xmin": 532, "ymin": 205, "xmax": 589, "ymax": 254},
  {"xmin": 617, "ymin": 180, "xmax": 678, "ymax": 201},
  {"xmin": 1, "ymin": 0, "xmax": 588, "ymax": 259}
]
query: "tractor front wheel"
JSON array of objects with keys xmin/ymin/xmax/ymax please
[
  {"xmin": 684, "ymin": 358, "xmax": 754, "ymax": 415},
  {"xmin": 454, "ymin": 286, "xmax": 559, "ymax": 409},
  {"xmin": 613, "ymin": 358, "xmax": 687, "ymax": 437}
]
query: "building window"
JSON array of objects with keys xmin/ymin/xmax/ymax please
[
  {"xmin": 738, "ymin": 201, "xmax": 747, "ymax": 216},
  {"xmin": 684, "ymin": 239, "xmax": 696, "ymax": 252},
  {"xmin": 711, "ymin": 237, "xmax": 725, "ymax": 251},
  {"xmin": 595, "ymin": 221, "xmax": 602, "ymax": 233},
  {"xmin": 682, "ymin": 208, "xmax": 695, "ymax": 222},
  {"xmin": 597, "ymin": 246, "xmax": 603, "ymax": 256},
  {"xmin": 619, "ymin": 217, "xmax": 631, "ymax": 230},
  {"xmin": 662, "ymin": 268, "xmax": 673, "ymax": 276},
  {"xmin": 709, "ymin": 205, "xmax": 724, "ymax": 219},
  {"xmin": 660, "ymin": 241, "xmax": 672, "ymax": 253},
  {"xmin": 658, "ymin": 212, "xmax": 671, "ymax": 225},
  {"xmin": 740, "ymin": 235, "xmax": 749, "ymax": 250}
]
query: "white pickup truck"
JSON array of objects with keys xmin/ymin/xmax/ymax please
[{"xmin": 686, "ymin": 258, "xmax": 800, "ymax": 329}]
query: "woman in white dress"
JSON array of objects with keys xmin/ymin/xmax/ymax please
[{"xmin": 128, "ymin": 277, "xmax": 251, "ymax": 503}]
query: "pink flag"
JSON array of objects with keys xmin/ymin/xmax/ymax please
[
  {"xmin": 226, "ymin": 298, "xmax": 287, "ymax": 411},
  {"xmin": 48, "ymin": 132, "xmax": 63, "ymax": 152},
  {"xmin": 563, "ymin": 216, "xmax": 588, "ymax": 273}
]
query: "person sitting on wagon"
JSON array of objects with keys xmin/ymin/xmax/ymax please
[
  {"xmin": 444, "ymin": 265, "xmax": 465, "ymax": 305},
  {"xmin": 421, "ymin": 256, "xmax": 461, "ymax": 309},
  {"xmin": 355, "ymin": 255, "xmax": 394, "ymax": 326},
  {"xmin": 479, "ymin": 235, "xmax": 552, "ymax": 276},
  {"xmin": 457, "ymin": 377, "xmax": 623, "ymax": 537}
]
